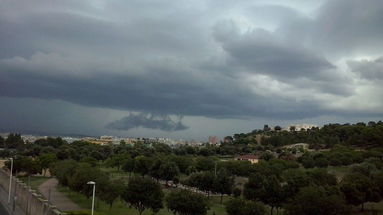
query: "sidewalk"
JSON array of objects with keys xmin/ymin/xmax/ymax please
[{"xmin": 0, "ymin": 184, "xmax": 25, "ymax": 215}]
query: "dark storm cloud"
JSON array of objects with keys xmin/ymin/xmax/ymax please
[
  {"xmin": 0, "ymin": 54, "xmax": 325, "ymax": 119},
  {"xmin": 106, "ymin": 113, "xmax": 188, "ymax": 131},
  {"xmin": 1, "ymin": 0, "xmax": 383, "ymax": 134}
]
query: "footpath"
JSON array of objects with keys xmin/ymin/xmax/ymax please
[{"xmin": 38, "ymin": 178, "xmax": 83, "ymax": 212}]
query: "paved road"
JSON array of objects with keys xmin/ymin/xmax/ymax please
[
  {"xmin": 38, "ymin": 178, "xmax": 83, "ymax": 212},
  {"xmin": 0, "ymin": 201, "xmax": 10, "ymax": 215}
]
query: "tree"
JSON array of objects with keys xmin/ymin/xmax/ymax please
[
  {"xmin": 225, "ymin": 198, "xmax": 244, "ymax": 215},
  {"xmin": 307, "ymin": 168, "xmax": 337, "ymax": 186},
  {"xmin": 260, "ymin": 152, "xmax": 274, "ymax": 161},
  {"xmin": 105, "ymin": 154, "xmax": 127, "ymax": 171},
  {"xmin": 187, "ymin": 172, "xmax": 215, "ymax": 197},
  {"xmin": 153, "ymin": 143, "xmax": 172, "ymax": 154},
  {"xmin": 243, "ymin": 173, "xmax": 265, "ymax": 201},
  {"xmin": 99, "ymin": 179, "xmax": 125, "ymax": 209},
  {"xmin": 38, "ymin": 153, "xmax": 57, "ymax": 176},
  {"xmin": 195, "ymin": 157, "xmax": 215, "ymax": 171},
  {"xmin": 285, "ymin": 186, "xmax": 349, "ymax": 215},
  {"xmin": 299, "ymin": 154, "xmax": 315, "ymax": 168},
  {"xmin": 80, "ymin": 156, "xmax": 98, "ymax": 167},
  {"xmin": 90, "ymin": 151, "xmax": 103, "ymax": 161},
  {"xmin": 5, "ymin": 156, "xmax": 41, "ymax": 175},
  {"xmin": 282, "ymin": 169, "xmax": 310, "ymax": 197},
  {"xmin": 50, "ymin": 160, "xmax": 78, "ymax": 186},
  {"xmin": 350, "ymin": 162, "xmax": 377, "ymax": 177},
  {"xmin": 169, "ymin": 155, "xmax": 193, "ymax": 174},
  {"xmin": 225, "ymin": 198, "xmax": 266, "ymax": 215},
  {"xmin": 5, "ymin": 133, "xmax": 24, "ymax": 149},
  {"xmin": 262, "ymin": 176, "xmax": 285, "ymax": 215},
  {"xmin": 67, "ymin": 163, "xmax": 108, "ymax": 198},
  {"xmin": 373, "ymin": 172, "xmax": 383, "ymax": 198},
  {"xmin": 274, "ymin": 126, "xmax": 282, "ymax": 131},
  {"xmin": 186, "ymin": 166, "xmax": 197, "ymax": 175},
  {"xmin": 122, "ymin": 157, "xmax": 135, "ymax": 177},
  {"xmin": 340, "ymin": 173, "xmax": 381, "ymax": 211},
  {"xmin": 223, "ymin": 136, "xmax": 234, "ymax": 143},
  {"xmin": 243, "ymin": 174, "xmax": 285, "ymax": 215},
  {"xmin": 243, "ymin": 200, "xmax": 267, "ymax": 215},
  {"xmin": 0, "ymin": 136, "xmax": 5, "ymax": 148},
  {"xmin": 35, "ymin": 137, "xmax": 66, "ymax": 148},
  {"xmin": 213, "ymin": 169, "xmax": 234, "ymax": 203},
  {"xmin": 122, "ymin": 176, "xmax": 164, "ymax": 215},
  {"xmin": 56, "ymin": 146, "xmax": 70, "ymax": 160},
  {"xmin": 150, "ymin": 158, "xmax": 163, "ymax": 181},
  {"xmin": 0, "ymin": 149, "xmax": 10, "ymax": 158},
  {"xmin": 134, "ymin": 156, "xmax": 154, "ymax": 177},
  {"xmin": 159, "ymin": 161, "xmax": 180, "ymax": 184},
  {"xmin": 166, "ymin": 190, "xmax": 209, "ymax": 215},
  {"xmin": 315, "ymin": 157, "xmax": 329, "ymax": 168}
]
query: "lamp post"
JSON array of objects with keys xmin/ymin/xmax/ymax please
[
  {"xmin": 87, "ymin": 181, "xmax": 96, "ymax": 215},
  {"xmin": 8, "ymin": 158, "xmax": 13, "ymax": 204}
]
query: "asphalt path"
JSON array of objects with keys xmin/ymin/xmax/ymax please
[{"xmin": 0, "ymin": 201, "xmax": 10, "ymax": 215}]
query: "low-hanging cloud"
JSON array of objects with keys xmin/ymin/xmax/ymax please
[{"xmin": 106, "ymin": 113, "xmax": 188, "ymax": 132}]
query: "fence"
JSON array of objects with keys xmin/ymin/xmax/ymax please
[{"xmin": 0, "ymin": 169, "xmax": 66, "ymax": 215}]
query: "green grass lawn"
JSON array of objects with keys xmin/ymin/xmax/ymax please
[
  {"xmin": 18, "ymin": 176, "xmax": 50, "ymax": 190},
  {"xmin": 58, "ymin": 184, "xmax": 229, "ymax": 215}
]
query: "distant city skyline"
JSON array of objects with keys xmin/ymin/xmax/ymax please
[{"xmin": 1, "ymin": 0, "xmax": 383, "ymax": 140}]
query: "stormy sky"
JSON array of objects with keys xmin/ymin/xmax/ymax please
[{"xmin": 0, "ymin": 0, "xmax": 382, "ymax": 140}]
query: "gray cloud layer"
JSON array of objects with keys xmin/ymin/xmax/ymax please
[{"xmin": 1, "ymin": 0, "xmax": 383, "ymax": 133}]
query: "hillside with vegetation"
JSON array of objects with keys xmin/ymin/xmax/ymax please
[{"xmin": 0, "ymin": 120, "xmax": 383, "ymax": 215}]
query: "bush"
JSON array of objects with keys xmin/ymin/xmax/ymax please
[
  {"xmin": 166, "ymin": 190, "xmax": 209, "ymax": 215},
  {"xmin": 225, "ymin": 198, "xmax": 266, "ymax": 215}
]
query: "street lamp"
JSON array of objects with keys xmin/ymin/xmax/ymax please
[
  {"xmin": 87, "ymin": 181, "xmax": 96, "ymax": 215},
  {"xmin": 8, "ymin": 158, "xmax": 13, "ymax": 204}
]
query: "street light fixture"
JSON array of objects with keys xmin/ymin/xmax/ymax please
[
  {"xmin": 8, "ymin": 158, "xmax": 13, "ymax": 204},
  {"xmin": 87, "ymin": 181, "xmax": 96, "ymax": 215}
]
